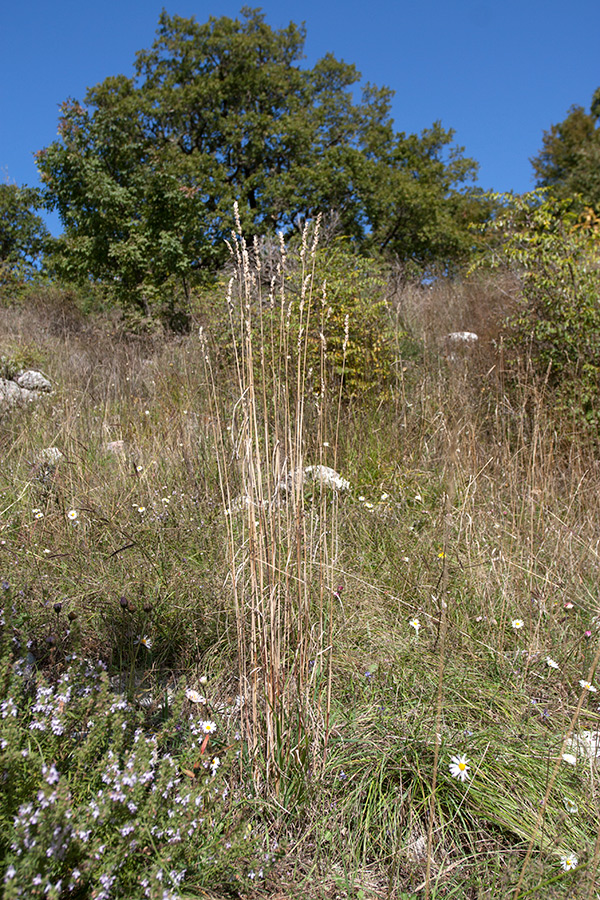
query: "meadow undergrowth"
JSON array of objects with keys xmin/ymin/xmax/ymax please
[{"xmin": 1, "ymin": 237, "xmax": 600, "ymax": 898}]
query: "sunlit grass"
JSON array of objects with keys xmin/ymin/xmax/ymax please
[{"xmin": 1, "ymin": 260, "xmax": 600, "ymax": 897}]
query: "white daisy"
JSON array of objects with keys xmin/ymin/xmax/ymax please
[
  {"xmin": 560, "ymin": 853, "xmax": 578, "ymax": 871},
  {"xmin": 449, "ymin": 754, "xmax": 470, "ymax": 782},
  {"xmin": 546, "ymin": 657, "xmax": 559, "ymax": 669},
  {"xmin": 579, "ymin": 679, "xmax": 597, "ymax": 692},
  {"xmin": 202, "ymin": 720, "xmax": 217, "ymax": 734},
  {"xmin": 563, "ymin": 798, "xmax": 579, "ymax": 814},
  {"xmin": 67, "ymin": 509, "xmax": 78, "ymax": 521},
  {"xmin": 409, "ymin": 617, "xmax": 421, "ymax": 634},
  {"xmin": 185, "ymin": 689, "xmax": 206, "ymax": 704},
  {"xmin": 511, "ymin": 619, "xmax": 524, "ymax": 630},
  {"xmin": 562, "ymin": 752, "xmax": 577, "ymax": 765}
]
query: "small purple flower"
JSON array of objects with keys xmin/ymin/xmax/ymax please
[{"xmin": 42, "ymin": 764, "xmax": 60, "ymax": 785}]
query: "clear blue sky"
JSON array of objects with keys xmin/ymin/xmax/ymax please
[{"xmin": 2, "ymin": 0, "xmax": 598, "ymax": 235}]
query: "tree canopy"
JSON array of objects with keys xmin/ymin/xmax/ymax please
[
  {"xmin": 37, "ymin": 7, "xmax": 484, "ymax": 316},
  {"xmin": 531, "ymin": 87, "xmax": 600, "ymax": 210},
  {"xmin": 0, "ymin": 184, "xmax": 49, "ymax": 287}
]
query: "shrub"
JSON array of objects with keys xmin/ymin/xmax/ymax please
[
  {"xmin": 474, "ymin": 191, "xmax": 600, "ymax": 428},
  {"xmin": 259, "ymin": 238, "xmax": 413, "ymax": 398}
]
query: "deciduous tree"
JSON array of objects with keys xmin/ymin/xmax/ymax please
[
  {"xmin": 0, "ymin": 184, "xmax": 49, "ymax": 288},
  {"xmin": 37, "ymin": 8, "xmax": 482, "ymax": 320},
  {"xmin": 531, "ymin": 87, "xmax": 600, "ymax": 210}
]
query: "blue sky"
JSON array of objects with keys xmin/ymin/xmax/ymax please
[{"xmin": 2, "ymin": 0, "xmax": 598, "ymax": 234}]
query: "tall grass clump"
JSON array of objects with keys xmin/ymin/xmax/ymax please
[{"xmin": 200, "ymin": 208, "xmax": 348, "ymax": 797}]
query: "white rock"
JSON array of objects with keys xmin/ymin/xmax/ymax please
[
  {"xmin": 105, "ymin": 440, "xmax": 127, "ymax": 456},
  {"xmin": 565, "ymin": 730, "xmax": 600, "ymax": 763},
  {"xmin": 15, "ymin": 370, "xmax": 52, "ymax": 392},
  {"xmin": 36, "ymin": 447, "xmax": 63, "ymax": 465},
  {"xmin": 302, "ymin": 465, "xmax": 351, "ymax": 492},
  {"xmin": 0, "ymin": 378, "xmax": 36, "ymax": 406},
  {"xmin": 445, "ymin": 331, "xmax": 479, "ymax": 344}
]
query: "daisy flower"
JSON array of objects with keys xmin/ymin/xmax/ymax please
[
  {"xmin": 580, "ymin": 679, "xmax": 597, "ymax": 693},
  {"xmin": 137, "ymin": 506, "xmax": 146, "ymax": 514},
  {"xmin": 202, "ymin": 720, "xmax": 217, "ymax": 735},
  {"xmin": 409, "ymin": 617, "xmax": 421, "ymax": 634},
  {"xmin": 562, "ymin": 752, "xmax": 577, "ymax": 765},
  {"xmin": 185, "ymin": 689, "xmax": 206, "ymax": 704},
  {"xmin": 449, "ymin": 754, "xmax": 470, "ymax": 782},
  {"xmin": 136, "ymin": 636, "xmax": 152, "ymax": 650},
  {"xmin": 67, "ymin": 510, "xmax": 78, "ymax": 521},
  {"xmin": 560, "ymin": 853, "xmax": 578, "ymax": 871},
  {"xmin": 546, "ymin": 657, "xmax": 559, "ymax": 669},
  {"xmin": 563, "ymin": 798, "xmax": 579, "ymax": 814},
  {"xmin": 511, "ymin": 619, "xmax": 524, "ymax": 630}
]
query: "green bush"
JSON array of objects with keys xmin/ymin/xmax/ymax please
[
  {"xmin": 261, "ymin": 240, "xmax": 415, "ymax": 398},
  {"xmin": 474, "ymin": 191, "xmax": 600, "ymax": 427}
]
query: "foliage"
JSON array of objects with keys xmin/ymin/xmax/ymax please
[
  {"xmin": 531, "ymin": 87, "xmax": 600, "ymax": 210},
  {"xmin": 278, "ymin": 239, "xmax": 413, "ymax": 397},
  {"xmin": 36, "ymin": 8, "xmax": 483, "ymax": 320},
  {"xmin": 473, "ymin": 191, "xmax": 600, "ymax": 427},
  {"xmin": 0, "ymin": 185, "xmax": 49, "ymax": 291},
  {"xmin": 0, "ymin": 600, "xmax": 267, "ymax": 899}
]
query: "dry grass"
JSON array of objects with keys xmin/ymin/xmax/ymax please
[{"xmin": 1, "ymin": 258, "xmax": 600, "ymax": 898}]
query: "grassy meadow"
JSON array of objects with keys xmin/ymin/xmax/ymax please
[{"xmin": 1, "ymin": 231, "xmax": 600, "ymax": 899}]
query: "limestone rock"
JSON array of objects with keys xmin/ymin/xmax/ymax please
[
  {"xmin": 0, "ymin": 369, "xmax": 53, "ymax": 409},
  {"xmin": 36, "ymin": 447, "xmax": 64, "ymax": 465},
  {"xmin": 0, "ymin": 378, "xmax": 32, "ymax": 406},
  {"xmin": 445, "ymin": 331, "xmax": 479, "ymax": 344},
  {"xmin": 105, "ymin": 440, "xmax": 127, "ymax": 456},
  {"xmin": 565, "ymin": 730, "xmax": 600, "ymax": 763},
  {"xmin": 15, "ymin": 370, "xmax": 52, "ymax": 392}
]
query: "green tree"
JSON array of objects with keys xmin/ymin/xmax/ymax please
[
  {"xmin": 0, "ymin": 184, "xmax": 49, "ymax": 288},
  {"xmin": 37, "ymin": 7, "xmax": 482, "ymax": 321},
  {"xmin": 531, "ymin": 88, "xmax": 600, "ymax": 209}
]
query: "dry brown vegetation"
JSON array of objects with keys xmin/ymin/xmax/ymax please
[{"xmin": 1, "ymin": 247, "xmax": 600, "ymax": 898}]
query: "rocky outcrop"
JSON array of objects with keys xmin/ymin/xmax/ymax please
[
  {"xmin": 0, "ymin": 370, "xmax": 53, "ymax": 409},
  {"xmin": 15, "ymin": 370, "xmax": 52, "ymax": 392}
]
